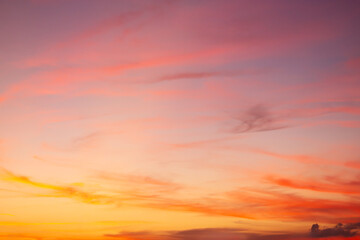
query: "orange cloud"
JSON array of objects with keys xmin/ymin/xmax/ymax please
[
  {"xmin": 0, "ymin": 168, "xmax": 116, "ymax": 205},
  {"xmin": 248, "ymin": 147, "xmax": 359, "ymax": 170},
  {"xmin": 266, "ymin": 175, "xmax": 360, "ymax": 195},
  {"xmin": 228, "ymin": 188, "xmax": 360, "ymax": 222}
]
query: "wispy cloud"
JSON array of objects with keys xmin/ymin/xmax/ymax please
[
  {"xmin": 0, "ymin": 168, "xmax": 117, "ymax": 205},
  {"xmin": 228, "ymin": 188, "xmax": 360, "ymax": 222},
  {"xmin": 230, "ymin": 105, "xmax": 288, "ymax": 133},
  {"xmin": 2, "ymin": 166, "xmax": 360, "ymax": 223},
  {"xmin": 266, "ymin": 175, "xmax": 360, "ymax": 195},
  {"xmin": 249, "ymin": 147, "xmax": 360, "ymax": 170},
  {"xmin": 105, "ymin": 224, "xmax": 360, "ymax": 240}
]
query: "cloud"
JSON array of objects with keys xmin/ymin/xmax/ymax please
[
  {"xmin": 105, "ymin": 231, "xmax": 162, "ymax": 240},
  {"xmin": 248, "ymin": 147, "xmax": 360, "ymax": 170},
  {"xmin": 70, "ymin": 130, "xmax": 123, "ymax": 150},
  {"xmin": 0, "ymin": 168, "xmax": 116, "ymax": 205},
  {"xmin": 95, "ymin": 170, "xmax": 182, "ymax": 194},
  {"xmin": 231, "ymin": 105, "xmax": 287, "ymax": 133},
  {"xmin": 228, "ymin": 188, "xmax": 360, "ymax": 222},
  {"xmin": 171, "ymin": 228, "xmax": 247, "ymax": 240},
  {"xmin": 153, "ymin": 71, "xmax": 236, "ymax": 83},
  {"xmin": 3, "ymin": 0, "xmax": 352, "ymax": 103},
  {"xmin": 0, "ymin": 233, "xmax": 43, "ymax": 240},
  {"xmin": 151, "ymin": 69, "xmax": 264, "ymax": 83},
  {"xmin": 19, "ymin": 1, "xmax": 167, "ymax": 68},
  {"xmin": 168, "ymin": 135, "xmax": 241, "ymax": 149},
  {"xmin": 104, "ymin": 223, "xmax": 360, "ymax": 240},
  {"xmin": 104, "ymin": 228, "xmax": 249, "ymax": 240},
  {"xmin": 0, "ymin": 168, "xmax": 254, "ymax": 220},
  {"xmin": 0, "ymin": 46, "xmax": 240, "ymax": 103},
  {"xmin": 265, "ymin": 175, "xmax": 360, "ymax": 195},
  {"xmin": 105, "ymin": 228, "xmax": 310, "ymax": 240},
  {"xmin": 2, "ymin": 166, "xmax": 360, "ymax": 224},
  {"xmin": 253, "ymin": 150, "xmax": 360, "ymax": 177},
  {"xmin": 310, "ymin": 223, "xmax": 360, "ymax": 238},
  {"xmin": 0, "ymin": 168, "xmax": 250, "ymax": 220}
]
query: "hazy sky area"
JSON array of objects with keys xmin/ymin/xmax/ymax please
[{"xmin": 0, "ymin": 0, "xmax": 360, "ymax": 239}]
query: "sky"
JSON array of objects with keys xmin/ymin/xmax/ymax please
[{"xmin": 0, "ymin": 0, "xmax": 360, "ymax": 239}]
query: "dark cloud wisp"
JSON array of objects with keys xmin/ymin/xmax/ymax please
[
  {"xmin": 231, "ymin": 104, "xmax": 287, "ymax": 133},
  {"xmin": 310, "ymin": 223, "xmax": 360, "ymax": 238}
]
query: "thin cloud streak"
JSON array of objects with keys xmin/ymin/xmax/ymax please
[{"xmin": 231, "ymin": 105, "xmax": 288, "ymax": 134}]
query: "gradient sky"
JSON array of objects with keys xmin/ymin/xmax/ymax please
[{"xmin": 1, "ymin": 0, "xmax": 360, "ymax": 240}]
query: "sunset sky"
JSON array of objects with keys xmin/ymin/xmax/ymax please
[{"xmin": 1, "ymin": 0, "xmax": 360, "ymax": 239}]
